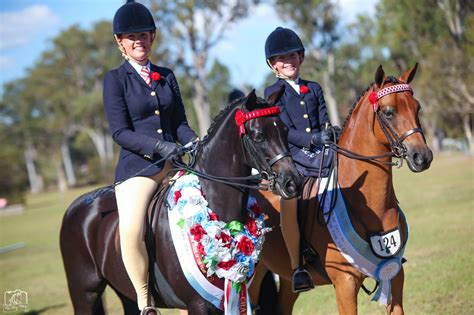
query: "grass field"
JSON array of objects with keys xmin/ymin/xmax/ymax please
[{"xmin": 0, "ymin": 153, "xmax": 472, "ymax": 314}]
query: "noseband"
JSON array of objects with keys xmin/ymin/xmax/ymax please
[
  {"xmin": 235, "ymin": 106, "xmax": 291, "ymax": 190},
  {"xmin": 369, "ymin": 83, "xmax": 425, "ymax": 161}
]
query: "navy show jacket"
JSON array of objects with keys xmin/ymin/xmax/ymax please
[
  {"xmin": 264, "ymin": 78, "xmax": 330, "ymax": 149},
  {"xmin": 103, "ymin": 61, "xmax": 197, "ymax": 183}
]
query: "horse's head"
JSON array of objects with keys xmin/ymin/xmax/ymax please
[
  {"xmin": 237, "ymin": 89, "xmax": 303, "ymax": 198},
  {"xmin": 366, "ymin": 64, "xmax": 433, "ymax": 172}
]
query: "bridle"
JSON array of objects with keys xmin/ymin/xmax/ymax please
[
  {"xmin": 331, "ymin": 83, "xmax": 425, "ymax": 167},
  {"xmin": 172, "ymin": 105, "xmax": 290, "ymax": 191},
  {"xmin": 235, "ymin": 106, "xmax": 291, "ymax": 190}
]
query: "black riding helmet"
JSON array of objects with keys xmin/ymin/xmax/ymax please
[
  {"xmin": 113, "ymin": 0, "xmax": 156, "ymax": 35},
  {"xmin": 264, "ymin": 27, "xmax": 305, "ymax": 60}
]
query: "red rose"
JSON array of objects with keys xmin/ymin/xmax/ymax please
[
  {"xmin": 299, "ymin": 85, "xmax": 309, "ymax": 94},
  {"xmin": 208, "ymin": 211, "xmax": 219, "ymax": 221},
  {"xmin": 174, "ymin": 190, "xmax": 182, "ymax": 203},
  {"xmin": 190, "ymin": 224, "xmax": 207, "ymax": 242},
  {"xmin": 197, "ymin": 242, "xmax": 206, "ymax": 256},
  {"xmin": 219, "ymin": 232, "xmax": 233, "ymax": 248},
  {"xmin": 246, "ymin": 217, "xmax": 258, "ymax": 236},
  {"xmin": 217, "ymin": 259, "xmax": 236, "ymax": 270},
  {"xmin": 369, "ymin": 91, "xmax": 378, "ymax": 104},
  {"xmin": 368, "ymin": 91, "xmax": 379, "ymax": 111},
  {"xmin": 151, "ymin": 72, "xmax": 161, "ymax": 81},
  {"xmin": 237, "ymin": 236, "xmax": 255, "ymax": 256},
  {"xmin": 250, "ymin": 203, "xmax": 262, "ymax": 216}
]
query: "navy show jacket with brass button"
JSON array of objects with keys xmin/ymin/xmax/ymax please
[
  {"xmin": 265, "ymin": 79, "xmax": 331, "ymax": 175},
  {"xmin": 103, "ymin": 61, "xmax": 197, "ymax": 183}
]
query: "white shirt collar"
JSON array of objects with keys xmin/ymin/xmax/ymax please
[
  {"xmin": 285, "ymin": 76, "xmax": 301, "ymax": 94},
  {"xmin": 128, "ymin": 60, "xmax": 150, "ymax": 74}
]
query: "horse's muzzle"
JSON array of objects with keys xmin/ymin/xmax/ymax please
[
  {"xmin": 277, "ymin": 173, "xmax": 303, "ymax": 199},
  {"xmin": 406, "ymin": 146, "xmax": 433, "ymax": 172}
]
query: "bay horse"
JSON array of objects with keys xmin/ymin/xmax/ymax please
[
  {"xmin": 249, "ymin": 64, "xmax": 433, "ymax": 315},
  {"xmin": 60, "ymin": 90, "xmax": 303, "ymax": 314}
]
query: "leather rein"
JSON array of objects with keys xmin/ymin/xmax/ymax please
[{"xmin": 173, "ymin": 105, "xmax": 290, "ymax": 191}]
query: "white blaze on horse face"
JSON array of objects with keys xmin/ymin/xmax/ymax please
[{"xmin": 273, "ymin": 121, "xmax": 277, "ymax": 127}]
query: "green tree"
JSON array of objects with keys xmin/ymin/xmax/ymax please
[
  {"xmin": 273, "ymin": 0, "xmax": 342, "ymax": 125},
  {"xmin": 374, "ymin": 0, "xmax": 473, "ymax": 153},
  {"xmin": 149, "ymin": 0, "xmax": 259, "ymax": 136}
]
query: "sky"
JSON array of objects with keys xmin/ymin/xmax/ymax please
[{"xmin": 0, "ymin": 0, "xmax": 375, "ymax": 96}]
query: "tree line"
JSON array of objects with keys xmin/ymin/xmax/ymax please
[{"xmin": 0, "ymin": 0, "xmax": 472, "ymax": 203}]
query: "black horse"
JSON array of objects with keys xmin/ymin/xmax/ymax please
[{"xmin": 60, "ymin": 89, "xmax": 303, "ymax": 314}]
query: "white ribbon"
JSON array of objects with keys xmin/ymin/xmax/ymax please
[{"xmin": 319, "ymin": 171, "xmax": 407, "ymax": 305}]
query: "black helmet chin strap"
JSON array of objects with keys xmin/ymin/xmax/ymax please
[{"xmin": 266, "ymin": 59, "xmax": 290, "ymax": 80}]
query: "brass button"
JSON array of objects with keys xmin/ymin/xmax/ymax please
[
  {"xmin": 151, "ymin": 91, "xmax": 156, "ymax": 96},
  {"xmin": 154, "ymin": 110, "xmax": 160, "ymax": 115},
  {"xmin": 305, "ymin": 127, "xmax": 311, "ymax": 133},
  {"xmin": 300, "ymin": 100, "xmax": 305, "ymax": 105},
  {"xmin": 144, "ymin": 154, "xmax": 151, "ymax": 159},
  {"xmin": 157, "ymin": 129, "xmax": 163, "ymax": 134},
  {"xmin": 303, "ymin": 114, "xmax": 308, "ymax": 119}
]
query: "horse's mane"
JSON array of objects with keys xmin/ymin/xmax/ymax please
[
  {"xmin": 342, "ymin": 76, "xmax": 399, "ymax": 129},
  {"xmin": 199, "ymin": 95, "xmax": 271, "ymax": 145}
]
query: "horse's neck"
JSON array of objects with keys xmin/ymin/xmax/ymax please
[
  {"xmin": 337, "ymin": 101, "xmax": 399, "ymax": 231},
  {"xmin": 194, "ymin": 115, "xmax": 250, "ymax": 223}
]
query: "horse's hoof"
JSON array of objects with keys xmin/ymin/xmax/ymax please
[
  {"xmin": 140, "ymin": 306, "xmax": 161, "ymax": 315},
  {"xmin": 292, "ymin": 267, "xmax": 314, "ymax": 293}
]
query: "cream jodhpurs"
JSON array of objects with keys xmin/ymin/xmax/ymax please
[{"xmin": 114, "ymin": 162, "xmax": 171, "ymax": 310}]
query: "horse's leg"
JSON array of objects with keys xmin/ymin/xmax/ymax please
[
  {"xmin": 61, "ymin": 239, "xmax": 107, "ymax": 314},
  {"xmin": 332, "ymin": 273, "xmax": 362, "ymax": 315},
  {"xmin": 113, "ymin": 289, "xmax": 140, "ymax": 315},
  {"xmin": 255, "ymin": 270, "xmax": 278, "ymax": 315},
  {"xmin": 186, "ymin": 299, "xmax": 221, "ymax": 315},
  {"xmin": 65, "ymin": 266, "xmax": 107, "ymax": 315},
  {"xmin": 248, "ymin": 263, "xmax": 268, "ymax": 309},
  {"xmin": 277, "ymin": 278, "xmax": 299, "ymax": 315},
  {"xmin": 386, "ymin": 268, "xmax": 404, "ymax": 315}
]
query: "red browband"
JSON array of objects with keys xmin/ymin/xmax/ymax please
[
  {"xmin": 368, "ymin": 83, "xmax": 413, "ymax": 112},
  {"xmin": 235, "ymin": 106, "xmax": 281, "ymax": 136}
]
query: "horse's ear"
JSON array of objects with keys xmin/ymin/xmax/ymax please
[
  {"xmin": 266, "ymin": 85, "xmax": 285, "ymax": 105},
  {"xmin": 244, "ymin": 89, "xmax": 258, "ymax": 110},
  {"xmin": 399, "ymin": 62, "xmax": 418, "ymax": 84},
  {"xmin": 374, "ymin": 65, "xmax": 385, "ymax": 88}
]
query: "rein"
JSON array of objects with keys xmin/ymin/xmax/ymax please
[{"xmin": 173, "ymin": 105, "xmax": 288, "ymax": 192}]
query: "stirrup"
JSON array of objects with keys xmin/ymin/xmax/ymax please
[
  {"xmin": 140, "ymin": 306, "xmax": 161, "ymax": 315},
  {"xmin": 291, "ymin": 267, "xmax": 314, "ymax": 293}
]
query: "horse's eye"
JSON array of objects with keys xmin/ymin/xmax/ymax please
[
  {"xmin": 254, "ymin": 133, "xmax": 265, "ymax": 143},
  {"xmin": 384, "ymin": 109, "xmax": 396, "ymax": 120}
]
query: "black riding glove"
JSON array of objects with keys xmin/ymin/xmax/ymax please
[
  {"xmin": 153, "ymin": 139, "xmax": 179, "ymax": 160},
  {"xmin": 332, "ymin": 125, "xmax": 342, "ymax": 141},
  {"xmin": 311, "ymin": 129, "xmax": 334, "ymax": 145}
]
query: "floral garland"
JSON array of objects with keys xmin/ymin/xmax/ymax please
[{"xmin": 168, "ymin": 171, "xmax": 271, "ymax": 291}]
